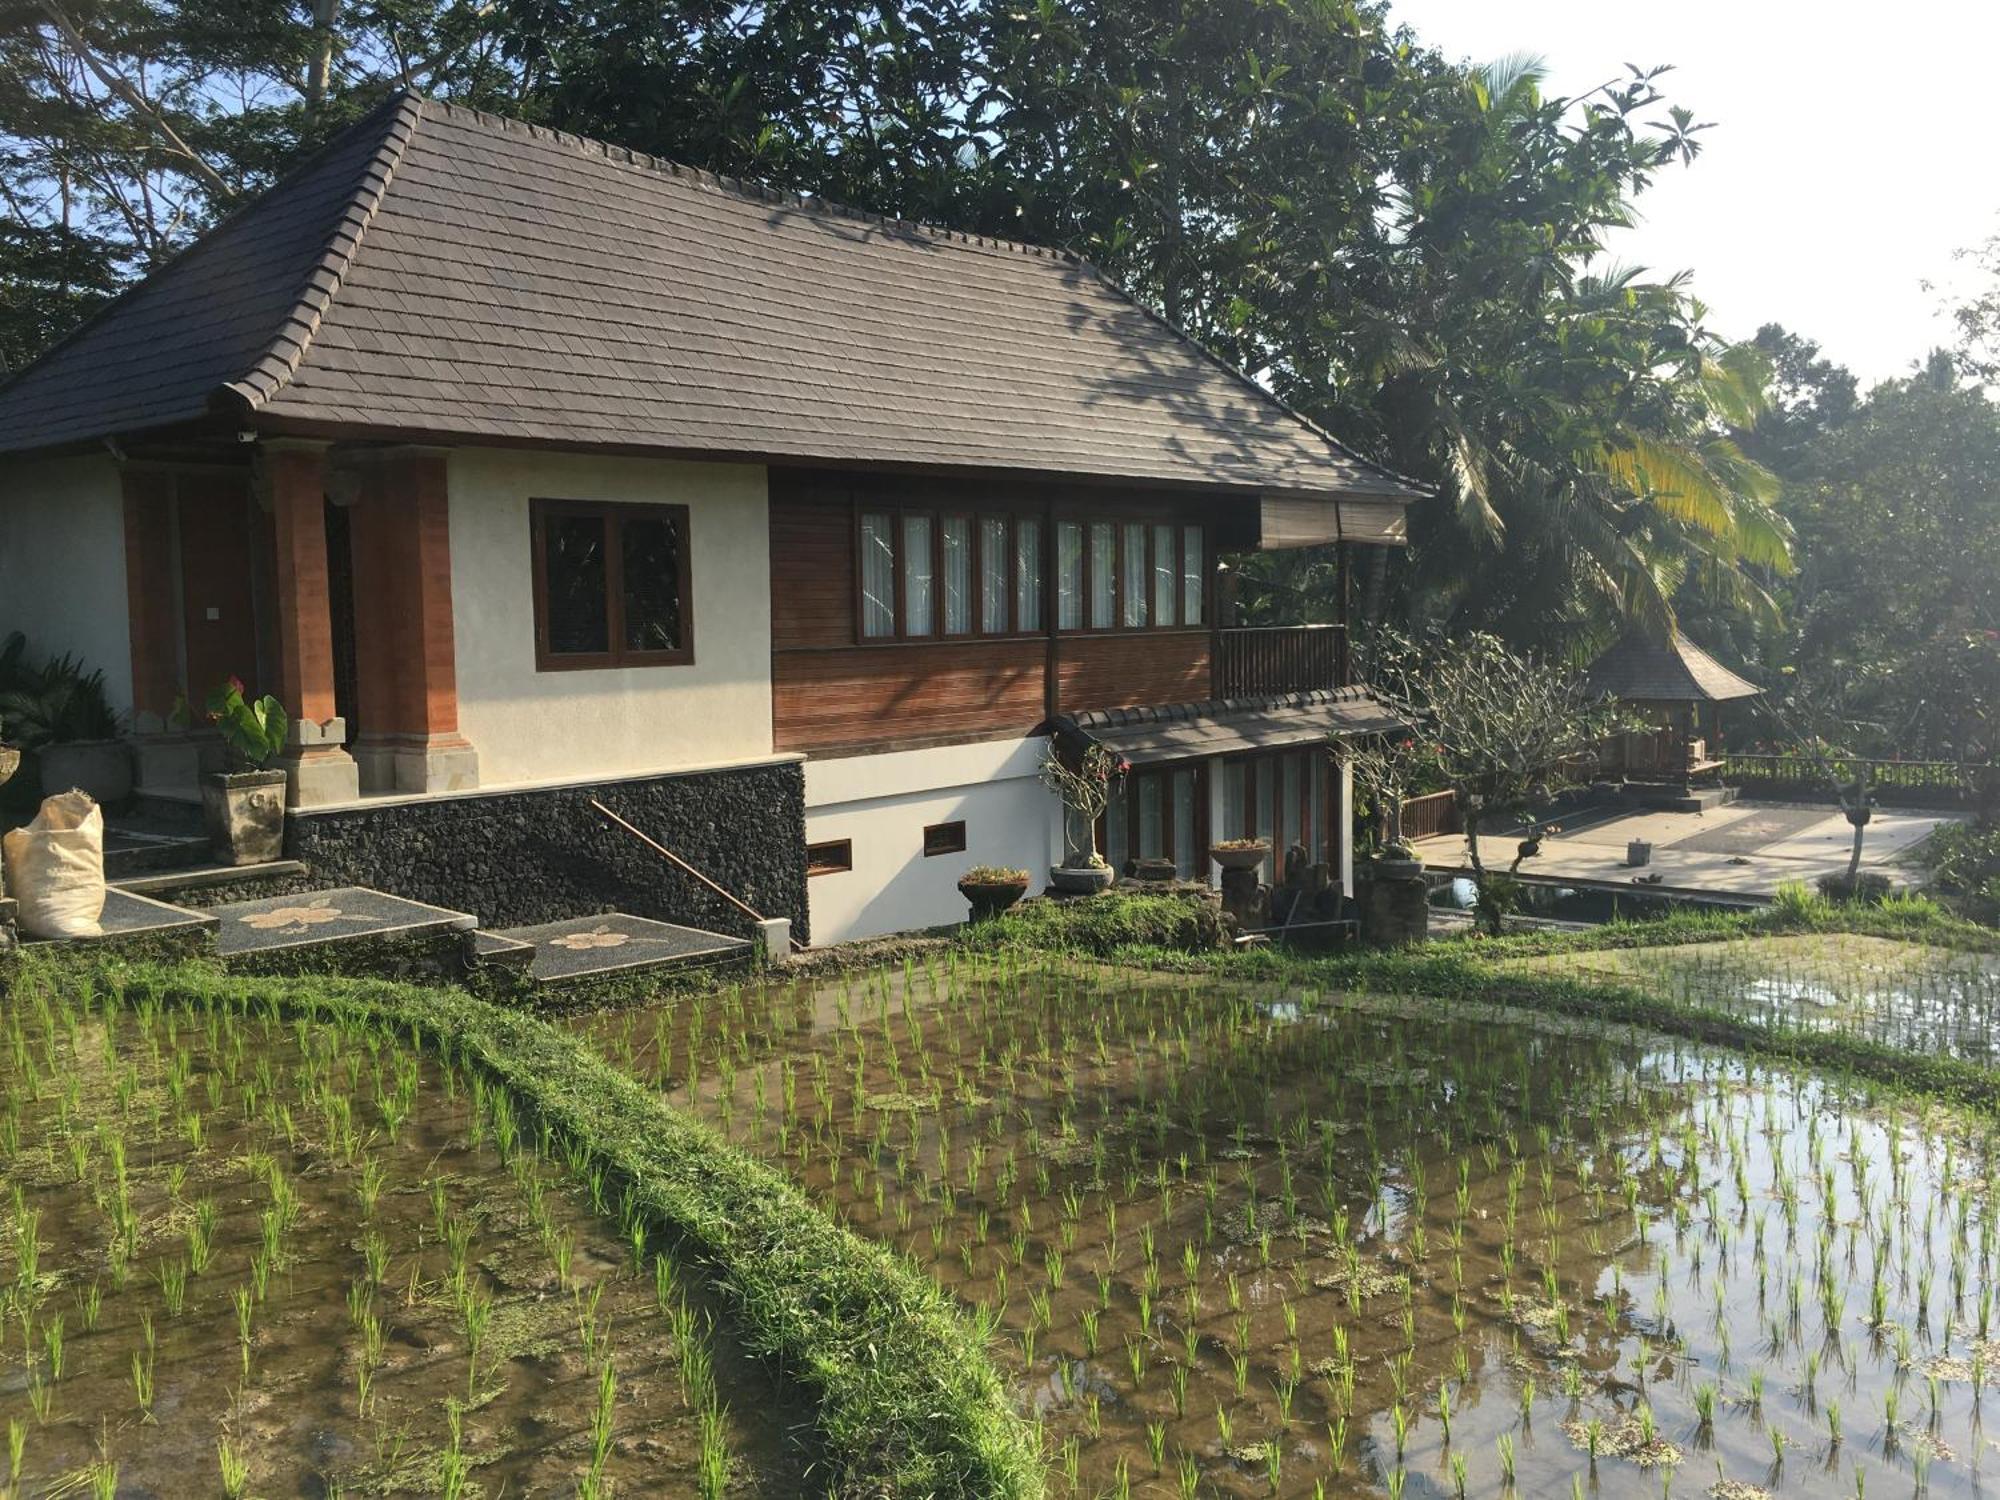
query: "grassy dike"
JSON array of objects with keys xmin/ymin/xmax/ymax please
[
  {"xmin": 969, "ymin": 889, "xmax": 2000, "ymax": 1111},
  {"xmin": 1, "ymin": 948, "xmax": 1044, "ymax": 1500}
]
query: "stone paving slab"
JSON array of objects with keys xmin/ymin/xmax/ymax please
[
  {"xmin": 493, "ymin": 913, "xmax": 750, "ymax": 985},
  {"xmin": 211, "ymin": 886, "xmax": 477, "ymax": 957},
  {"xmin": 16, "ymin": 888, "xmax": 216, "ymax": 945}
]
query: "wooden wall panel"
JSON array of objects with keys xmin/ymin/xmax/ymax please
[
  {"xmin": 774, "ymin": 641, "xmax": 1046, "ymax": 753},
  {"xmin": 770, "ymin": 484, "xmax": 856, "ymax": 650},
  {"xmin": 1058, "ymin": 632, "xmax": 1212, "ymax": 715}
]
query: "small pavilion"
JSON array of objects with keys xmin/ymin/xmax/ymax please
[{"xmin": 1586, "ymin": 629, "xmax": 1761, "ymax": 786}]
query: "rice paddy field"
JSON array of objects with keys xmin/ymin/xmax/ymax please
[
  {"xmin": 580, "ymin": 950, "xmax": 2000, "ymax": 1500},
  {"xmin": 0, "ymin": 972, "xmax": 808, "ymax": 1498},
  {"xmin": 1499, "ymin": 934, "xmax": 2000, "ymax": 1062}
]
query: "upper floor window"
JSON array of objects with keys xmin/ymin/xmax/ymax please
[
  {"xmin": 860, "ymin": 504, "xmax": 1204, "ymax": 639},
  {"xmin": 533, "ymin": 498, "xmax": 693, "ymax": 670},
  {"xmin": 859, "ymin": 507, "xmax": 1044, "ymax": 639}
]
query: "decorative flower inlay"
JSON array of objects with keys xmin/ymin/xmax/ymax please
[
  {"xmin": 549, "ymin": 926, "xmax": 631, "ymax": 951},
  {"xmin": 242, "ymin": 901, "xmax": 344, "ymax": 932}
]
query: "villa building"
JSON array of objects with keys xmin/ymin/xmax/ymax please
[{"xmin": 0, "ymin": 92, "xmax": 1421, "ymax": 945}]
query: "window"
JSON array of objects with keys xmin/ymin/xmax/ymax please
[
  {"xmin": 1016, "ymin": 518, "xmax": 1043, "ymax": 631},
  {"xmin": 1214, "ymin": 750, "xmax": 1328, "ymax": 881},
  {"xmin": 922, "ymin": 820, "xmax": 968, "ymax": 857},
  {"xmin": 1089, "ymin": 521, "xmax": 1116, "ymax": 629},
  {"xmin": 858, "ymin": 507, "xmax": 1045, "ymax": 639},
  {"xmin": 1121, "ymin": 522, "xmax": 1148, "ymax": 628},
  {"xmin": 1181, "ymin": 524, "xmax": 1205, "ymax": 626},
  {"xmin": 1100, "ymin": 764, "xmax": 1206, "ymax": 877},
  {"xmin": 980, "ymin": 518, "xmax": 1010, "ymax": 633},
  {"xmin": 902, "ymin": 513, "xmax": 934, "ymax": 635},
  {"xmin": 860, "ymin": 512, "xmax": 896, "ymax": 637},
  {"xmin": 941, "ymin": 516, "xmax": 972, "ymax": 635},
  {"xmin": 533, "ymin": 499, "xmax": 692, "ymax": 669},
  {"xmin": 807, "ymin": 839, "xmax": 853, "ymax": 876},
  {"xmin": 1152, "ymin": 523, "xmax": 1177, "ymax": 627},
  {"xmin": 1057, "ymin": 521, "xmax": 1083, "ymax": 630}
]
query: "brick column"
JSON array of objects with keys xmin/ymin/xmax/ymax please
[
  {"xmin": 266, "ymin": 441, "xmax": 359, "ymax": 806},
  {"xmin": 347, "ymin": 449, "xmax": 478, "ymax": 794}
]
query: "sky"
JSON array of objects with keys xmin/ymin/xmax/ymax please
[{"xmin": 1387, "ymin": 0, "xmax": 2000, "ymax": 386}]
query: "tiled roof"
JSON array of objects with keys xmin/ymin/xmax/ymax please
[
  {"xmin": 1585, "ymin": 630, "xmax": 1762, "ymax": 703},
  {"xmin": 0, "ymin": 94, "xmax": 1426, "ymax": 506},
  {"xmin": 1056, "ymin": 686, "xmax": 1405, "ymax": 765}
]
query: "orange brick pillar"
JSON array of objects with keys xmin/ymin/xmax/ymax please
[
  {"xmin": 348, "ymin": 449, "xmax": 478, "ymax": 794},
  {"xmin": 267, "ymin": 441, "xmax": 359, "ymax": 806}
]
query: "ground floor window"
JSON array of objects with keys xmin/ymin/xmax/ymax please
[
  {"xmin": 1101, "ymin": 764, "xmax": 1205, "ymax": 879},
  {"xmin": 1217, "ymin": 748, "xmax": 1333, "ymax": 881}
]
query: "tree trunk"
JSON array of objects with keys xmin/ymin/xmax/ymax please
[{"xmin": 306, "ymin": 0, "xmax": 341, "ymax": 112}]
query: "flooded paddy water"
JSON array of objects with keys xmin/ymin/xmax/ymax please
[
  {"xmin": 1498, "ymin": 935, "xmax": 2000, "ymax": 1062},
  {"xmin": 0, "ymin": 977, "xmax": 807, "ymax": 1498},
  {"xmin": 581, "ymin": 953, "xmax": 2000, "ymax": 1499}
]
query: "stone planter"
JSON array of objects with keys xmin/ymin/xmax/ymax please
[
  {"xmin": 39, "ymin": 739, "xmax": 133, "ymax": 807},
  {"xmin": 1131, "ymin": 856, "xmax": 1177, "ymax": 883},
  {"xmin": 957, "ymin": 877, "xmax": 1029, "ymax": 921},
  {"xmin": 1376, "ymin": 852, "xmax": 1424, "ymax": 888},
  {"xmin": 1210, "ymin": 842, "xmax": 1270, "ymax": 874},
  {"xmin": 1048, "ymin": 864, "xmax": 1115, "ymax": 895},
  {"xmin": 1626, "ymin": 839, "xmax": 1652, "ymax": 868},
  {"xmin": 202, "ymin": 769, "xmax": 288, "ymax": 866}
]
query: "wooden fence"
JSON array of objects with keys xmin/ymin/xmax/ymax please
[
  {"xmin": 1722, "ymin": 753, "xmax": 1987, "ymax": 806},
  {"xmin": 1388, "ymin": 789, "xmax": 1461, "ymax": 841}
]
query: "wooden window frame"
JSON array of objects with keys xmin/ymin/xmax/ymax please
[
  {"xmin": 854, "ymin": 504, "xmax": 1042, "ymax": 643},
  {"xmin": 531, "ymin": 497, "xmax": 694, "ymax": 672},
  {"xmin": 1097, "ymin": 762, "xmax": 1208, "ymax": 872},
  {"xmin": 806, "ymin": 838, "xmax": 853, "ymax": 876},
  {"xmin": 922, "ymin": 819, "xmax": 968, "ymax": 857},
  {"xmin": 1059, "ymin": 515, "xmax": 1205, "ymax": 637}
]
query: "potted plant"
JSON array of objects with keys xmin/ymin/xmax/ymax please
[
  {"xmin": 201, "ymin": 679, "xmax": 290, "ymax": 865},
  {"xmin": 1041, "ymin": 742, "xmax": 1126, "ymax": 894},
  {"xmin": 0, "ymin": 632, "xmax": 129, "ymax": 805},
  {"xmin": 957, "ymin": 865, "xmax": 1031, "ymax": 921},
  {"xmin": 1374, "ymin": 838, "xmax": 1423, "ymax": 880},
  {"xmin": 1209, "ymin": 836, "xmax": 1271, "ymax": 874}
]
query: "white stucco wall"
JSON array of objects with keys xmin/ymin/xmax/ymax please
[
  {"xmin": 0, "ymin": 456, "xmax": 133, "ymax": 716},
  {"xmin": 448, "ymin": 449, "xmax": 774, "ymax": 788},
  {"xmin": 804, "ymin": 736, "xmax": 1063, "ymax": 944}
]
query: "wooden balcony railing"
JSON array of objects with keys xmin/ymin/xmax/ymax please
[{"xmin": 1213, "ymin": 624, "xmax": 1349, "ymax": 699}]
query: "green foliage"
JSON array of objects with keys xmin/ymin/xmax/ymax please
[
  {"xmin": 11, "ymin": 953, "xmax": 1041, "ymax": 1499},
  {"xmin": 203, "ymin": 678, "xmax": 288, "ymax": 771},
  {"xmin": 0, "ymin": 631, "xmax": 118, "ymax": 748},
  {"xmin": 963, "ymin": 891, "xmax": 1229, "ymax": 957},
  {"xmin": 1920, "ymin": 821, "xmax": 2000, "ymax": 925}
]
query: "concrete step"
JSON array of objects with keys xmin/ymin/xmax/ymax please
[
  {"xmin": 209, "ymin": 885, "xmax": 478, "ymax": 977},
  {"xmin": 114, "ymin": 859, "xmax": 311, "ymax": 904},
  {"xmin": 15, "ymin": 887, "xmax": 217, "ymax": 958},
  {"xmin": 102, "ymin": 826, "xmax": 212, "ymax": 879},
  {"xmin": 489, "ymin": 913, "xmax": 751, "ymax": 990}
]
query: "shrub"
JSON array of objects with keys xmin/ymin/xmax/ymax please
[
  {"xmin": 1921, "ymin": 821, "xmax": 2000, "ymax": 924},
  {"xmin": 964, "ymin": 889, "xmax": 1229, "ymax": 955}
]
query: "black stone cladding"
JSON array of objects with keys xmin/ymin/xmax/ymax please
[{"xmin": 285, "ymin": 761, "xmax": 808, "ymax": 944}]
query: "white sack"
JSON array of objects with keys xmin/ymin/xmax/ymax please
[{"xmin": 2, "ymin": 790, "xmax": 107, "ymax": 939}]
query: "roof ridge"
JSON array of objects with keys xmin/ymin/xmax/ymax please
[
  {"xmin": 212, "ymin": 92, "xmax": 425, "ymax": 416},
  {"xmin": 422, "ymin": 97, "xmax": 1089, "ymax": 266}
]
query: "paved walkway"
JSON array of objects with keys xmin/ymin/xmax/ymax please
[{"xmin": 1412, "ymin": 798, "xmax": 1961, "ymax": 899}]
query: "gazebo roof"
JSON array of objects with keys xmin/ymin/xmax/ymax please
[{"xmin": 1585, "ymin": 629, "xmax": 1761, "ymax": 703}]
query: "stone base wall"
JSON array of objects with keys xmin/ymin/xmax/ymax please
[{"xmin": 286, "ymin": 761, "xmax": 809, "ymax": 943}]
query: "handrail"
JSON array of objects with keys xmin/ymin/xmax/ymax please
[{"xmin": 589, "ymin": 798, "xmax": 807, "ymax": 952}]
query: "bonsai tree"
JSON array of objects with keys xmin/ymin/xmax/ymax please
[
  {"xmin": 1040, "ymin": 742, "xmax": 1128, "ymax": 868},
  {"xmin": 1768, "ymin": 674, "xmax": 1885, "ymax": 898},
  {"xmin": 1347, "ymin": 733, "xmax": 1444, "ymax": 857},
  {"xmin": 205, "ymin": 678, "xmax": 289, "ymax": 771},
  {"xmin": 1367, "ymin": 629, "xmax": 1622, "ymax": 934}
]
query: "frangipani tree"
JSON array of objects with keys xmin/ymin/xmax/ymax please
[{"xmin": 1367, "ymin": 629, "xmax": 1624, "ymax": 933}]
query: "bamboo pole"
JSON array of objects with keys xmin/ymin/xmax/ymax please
[{"xmin": 588, "ymin": 798, "xmax": 805, "ymax": 952}]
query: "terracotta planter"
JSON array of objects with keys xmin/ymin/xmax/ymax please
[
  {"xmin": 202, "ymin": 769, "xmax": 288, "ymax": 866},
  {"xmin": 1048, "ymin": 864, "xmax": 1115, "ymax": 894},
  {"xmin": 39, "ymin": 739, "xmax": 133, "ymax": 807},
  {"xmin": 1209, "ymin": 842, "xmax": 1270, "ymax": 874},
  {"xmin": 957, "ymin": 877, "xmax": 1029, "ymax": 921}
]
